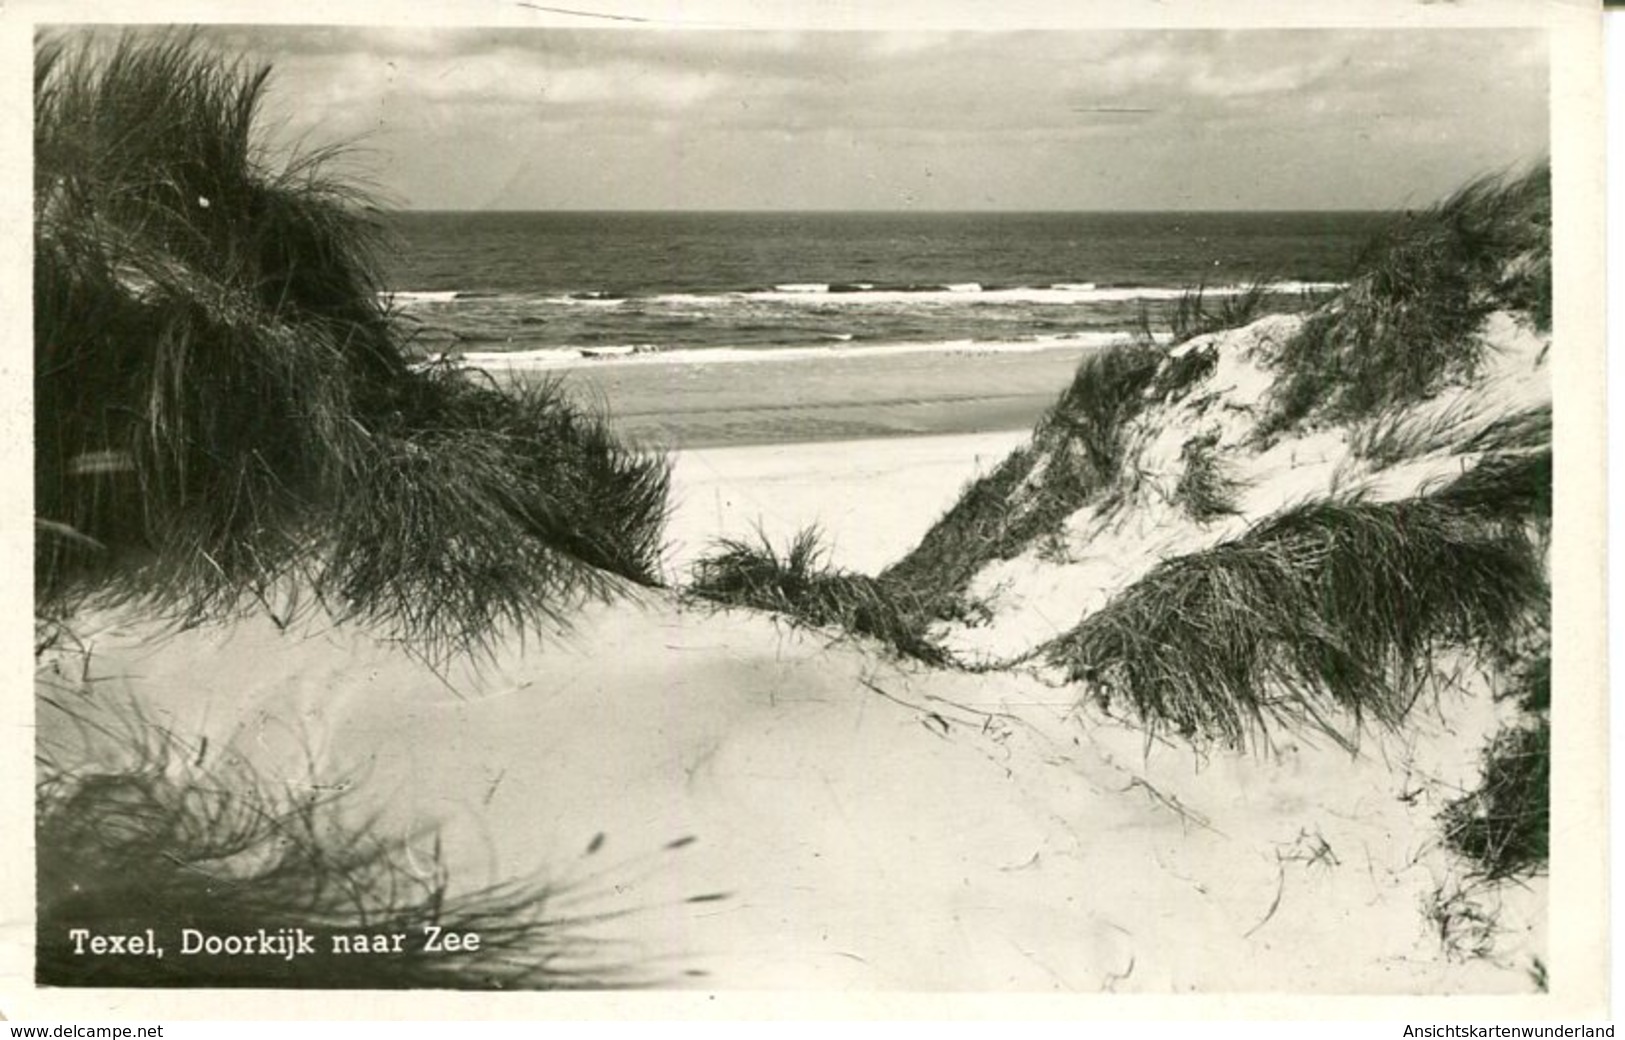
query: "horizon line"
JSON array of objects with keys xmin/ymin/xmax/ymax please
[{"xmin": 380, "ymin": 205, "xmax": 1400, "ymax": 215}]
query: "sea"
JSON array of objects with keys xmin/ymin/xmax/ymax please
[{"xmin": 376, "ymin": 211, "xmax": 1386, "ymax": 365}]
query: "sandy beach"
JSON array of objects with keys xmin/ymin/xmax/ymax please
[
  {"xmin": 27, "ymin": 26, "xmax": 1594, "ymax": 1015},
  {"xmin": 542, "ymin": 340, "xmax": 1109, "ymax": 450},
  {"xmin": 35, "ymin": 307, "xmax": 1554, "ymax": 993},
  {"xmin": 664, "ymin": 431, "xmax": 1029, "ymax": 578},
  {"xmin": 514, "ymin": 343, "xmax": 1089, "ymax": 578}
]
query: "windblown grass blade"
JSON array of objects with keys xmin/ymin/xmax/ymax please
[
  {"xmin": 35, "ymin": 32, "xmax": 670, "ymax": 660},
  {"xmin": 1043, "ymin": 451, "xmax": 1550, "ymax": 750},
  {"xmin": 36, "ymin": 700, "xmax": 663, "ymax": 989},
  {"xmin": 1262, "ymin": 164, "xmax": 1550, "ymax": 435}
]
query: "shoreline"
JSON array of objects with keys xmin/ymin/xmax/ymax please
[
  {"xmin": 530, "ymin": 341, "xmax": 1104, "ymax": 451},
  {"xmin": 29, "ymin": 30, "xmax": 1579, "ymax": 1004},
  {"xmin": 536, "ymin": 343, "xmax": 1076, "ymax": 576}
]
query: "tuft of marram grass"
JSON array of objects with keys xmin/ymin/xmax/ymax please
[
  {"xmin": 881, "ymin": 340, "xmax": 1164, "ymax": 609},
  {"xmin": 1439, "ymin": 709, "xmax": 1549, "ymax": 882},
  {"xmin": 877, "ymin": 444, "xmax": 1041, "ymax": 607},
  {"xmin": 36, "ymin": 703, "xmax": 660, "ymax": 989},
  {"xmin": 689, "ymin": 527, "xmax": 949, "ymax": 663},
  {"xmin": 1350, "ymin": 399, "xmax": 1552, "ymax": 472},
  {"xmin": 1166, "ymin": 279, "xmax": 1272, "ymax": 345},
  {"xmin": 1043, "ymin": 453, "xmax": 1550, "ymax": 749},
  {"xmin": 1148, "ymin": 342, "xmax": 1219, "ymax": 404},
  {"xmin": 1507, "ymin": 649, "xmax": 1550, "ymax": 714},
  {"xmin": 1262, "ymin": 164, "xmax": 1550, "ymax": 435},
  {"xmin": 1035, "ymin": 339, "xmax": 1166, "ymax": 482},
  {"xmin": 320, "ymin": 370, "xmax": 671, "ymax": 653},
  {"xmin": 35, "ymin": 32, "xmax": 669, "ymax": 658},
  {"xmin": 1171, "ymin": 432, "xmax": 1245, "ymax": 523},
  {"xmin": 36, "ymin": 33, "xmax": 377, "ymax": 608},
  {"xmin": 1425, "ymin": 448, "xmax": 1551, "ymax": 535},
  {"xmin": 1138, "ymin": 278, "xmax": 1317, "ymax": 353}
]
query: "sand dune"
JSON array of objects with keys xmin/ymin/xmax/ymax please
[
  {"xmin": 30, "ymin": 65, "xmax": 1573, "ymax": 1002},
  {"xmin": 40, "ymin": 322, "xmax": 1551, "ymax": 994}
]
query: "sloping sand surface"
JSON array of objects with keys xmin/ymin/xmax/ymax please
[
  {"xmin": 666, "ymin": 431, "xmax": 1028, "ymax": 578},
  {"xmin": 33, "ymin": 309, "xmax": 1550, "ymax": 995},
  {"xmin": 939, "ymin": 311, "xmax": 1552, "ymax": 665},
  {"xmin": 39, "ymin": 595, "xmax": 1541, "ymax": 992}
]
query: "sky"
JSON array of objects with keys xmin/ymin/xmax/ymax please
[{"xmin": 170, "ymin": 25, "xmax": 1549, "ymax": 212}]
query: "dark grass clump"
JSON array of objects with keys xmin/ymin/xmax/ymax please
[
  {"xmin": 37, "ymin": 705, "xmax": 657, "ymax": 989},
  {"xmin": 1349, "ymin": 401, "xmax": 1552, "ymax": 472},
  {"xmin": 1458, "ymin": 404, "xmax": 1553, "ymax": 457},
  {"xmin": 1167, "ymin": 280, "xmax": 1272, "ymax": 345},
  {"xmin": 881, "ymin": 341, "xmax": 1164, "ymax": 607},
  {"xmin": 1043, "ymin": 454, "xmax": 1550, "ymax": 748},
  {"xmin": 1038, "ymin": 340, "xmax": 1166, "ymax": 483},
  {"xmin": 1439, "ymin": 709, "xmax": 1549, "ymax": 881},
  {"xmin": 689, "ymin": 527, "xmax": 947, "ymax": 664},
  {"xmin": 1426, "ymin": 448, "xmax": 1552, "ymax": 538},
  {"xmin": 1171, "ymin": 433, "xmax": 1244, "ymax": 523},
  {"xmin": 1505, "ymin": 649, "xmax": 1550, "ymax": 714},
  {"xmin": 1148, "ymin": 344, "xmax": 1218, "ymax": 404},
  {"xmin": 877, "ymin": 445, "xmax": 1041, "ymax": 603},
  {"xmin": 381, "ymin": 367, "xmax": 672, "ymax": 584},
  {"xmin": 35, "ymin": 32, "xmax": 669, "ymax": 657},
  {"xmin": 35, "ymin": 32, "xmax": 391, "ymax": 605},
  {"xmin": 1262, "ymin": 164, "xmax": 1550, "ymax": 435},
  {"xmin": 320, "ymin": 370, "xmax": 670, "ymax": 650}
]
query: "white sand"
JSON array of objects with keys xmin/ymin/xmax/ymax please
[
  {"xmin": 665, "ymin": 430, "xmax": 1029, "ymax": 579},
  {"xmin": 32, "ymin": 310, "xmax": 1552, "ymax": 995},
  {"xmin": 37, "ymin": 399, "xmax": 1545, "ymax": 994},
  {"xmin": 940, "ymin": 311, "xmax": 1553, "ymax": 665},
  {"xmin": 39, "ymin": 597, "xmax": 1539, "ymax": 993}
]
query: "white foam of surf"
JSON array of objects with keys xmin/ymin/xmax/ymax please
[
  {"xmin": 554, "ymin": 295, "xmax": 629, "ymax": 307},
  {"xmin": 385, "ymin": 281, "xmax": 1343, "ymax": 312},
  {"xmin": 458, "ymin": 330, "xmax": 1163, "ymax": 371},
  {"xmin": 647, "ymin": 281, "xmax": 1342, "ymax": 308},
  {"xmin": 382, "ymin": 290, "xmax": 461, "ymax": 306}
]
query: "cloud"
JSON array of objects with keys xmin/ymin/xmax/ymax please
[
  {"xmin": 1187, "ymin": 54, "xmax": 1342, "ymax": 98},
  {"xmin": 100, "ymin": 24, "xmax": 1551, "ymax": 210}
]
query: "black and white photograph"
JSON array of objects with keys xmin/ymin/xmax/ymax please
[{"xmin": 8, "ymin": 0, "xmax": 1608, "ymax": 1020}]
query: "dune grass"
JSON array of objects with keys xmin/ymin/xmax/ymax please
[
  {"xmin": 1038, "ymin": 340, "xmax": 1166, "ymax": 483},
  {"xmin": 320, "ymin": 369, "xmax": 670, "ymax": 651},
  {"xmin": 882, "ymin": 276, "xmax": 1307, "ymax": 612},
  {"xmin": 688, "ymin": 526, "xmax": 948, "ymax": 663},
  {"xmin": 1427, "ymin": 449, "xmax": 1552, "ymax": 537},
  {"xmin": 1165, "ymin": 280, "xmax": 1273, "ymax": 345},
  {"xmin": 1439, "ymin": 706, "xmax": 1549, "ymax": 881},
  {"xmin": 1147, "ymin": 343, "xmax": 1219, "ymax": 405},
  {"xmin": 1042, "ymin": 450, "xmax": 1550, "ymax": 749},
  {"xmin": 35, "ymin": 31, "xmax": 381, "ymax": 609},
  {"xmin": 1171, "ymin": 433, "xmax": 1245, "ymax": 523},
  {"xmin": 1350, "ymin": 400, "xmax": 1552, "ymax": 471},
  {"xmin": 34, "ymin": 32, "xmax": 668, "ymax": 657},
  {"xmin": 1262, "ymin": 165, "xmax": 1550, "ymax": 436},
  {"xmin": 36, "ymin": 701, "xmax": 664, "ymax": 989},
  {"xmin": 880, "ymin": 340, "xmax": 1164, "ymax": 608},
  {"xmin": 877, "ymin": 445, "xmax": 1041, "ymax": 600}
]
